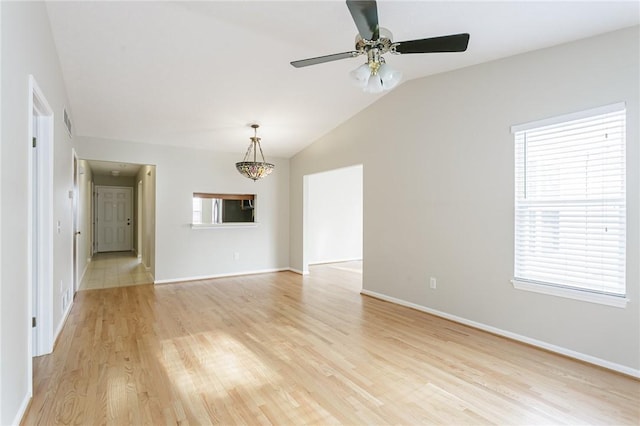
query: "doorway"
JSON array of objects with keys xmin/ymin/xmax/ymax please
[
  {"xmin": 303, "ymin": 165, "xmax": 363, "ymax": 290},
  {"xmin": 29, "ymin": 75, "xmax": 54, "ymax": 363},
  {"xmin": 73, "ymin": 152, "xmax": 80, "ymax": 294},
  {"xmin": 77, "ymin": 160, "xmax": 156, "ymax": 282},
  {"xmin": 95, "ymin": 186, "xmax": 133, "ymax": 252}
]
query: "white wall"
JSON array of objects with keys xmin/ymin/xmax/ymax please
[
  {"xmin": 290, "ymin": 27, "xmax": 640, "ymax": 374},
  {"xmin": 306, "ymin": 165, "xmax": 362, "ymax": 266},
  {"xmin": 1, "ymin": 2, "xmax": 75, "ymax": 424},
  {"xmin": 77, "ymin": 136, "xmax": 290, "ymax": 282}
]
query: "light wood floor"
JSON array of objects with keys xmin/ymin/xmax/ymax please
[{"xmin": 23, "ymin": 261, "xmax": 639, "ymax": 425}]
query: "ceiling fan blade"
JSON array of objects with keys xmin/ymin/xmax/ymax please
[
  {"xmin": 290, "ymin": 51, "xmax": 360, "ymax": 68},
  {"xmin": 346, "ymin": 0, "xmax": 379, "ymax": 40},
  {"xmin": 394, "ymin": 33, "xmax": 470, "ymax": 54}
]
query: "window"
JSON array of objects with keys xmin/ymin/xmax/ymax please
[
  {"xmin": 191, "ymin": 193, "xmax": 256, "ymax": 227},
  {"xmin": 512, "ymin": 103, "xmax": 627, "ymax": 307}
]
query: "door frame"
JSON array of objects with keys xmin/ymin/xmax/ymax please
[
  {"xmin": 137, "ymin": 180, "xmax": 143, "ymax": 259},
  {"xmin": 72, "ymin": 150, "xmax": 80, "ymax": 294},
  {"xmin": 28, "ymin": 75, "xmax": 54, "ymax": 364},
  {"xmin": 94, "ymin": 185, "xmax": 134, "ymax": 252},
  {"xmin": 302, "ymin": 165, "xmax": 364, "ymax": 279}
]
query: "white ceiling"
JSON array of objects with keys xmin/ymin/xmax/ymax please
[
  {"xmin": 86, "ymin": 160, "xmax": 142, "ymax": 177},
  {"xmin": 46, "ymin": 1, "xmax": 639, "ymax": 159}
]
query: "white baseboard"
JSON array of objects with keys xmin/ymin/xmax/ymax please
[
  {"xmin": 360, "ymin": 289, "xmax": 640, "ymax": 378},
  {"xmin": 18, "ymin": 298, "xmax": 74, "ymax": 425},
  {"xmin": 53, "ymin": 297, "xmax": 74, "ymax": 349},
  {"xmin": 79, "ymin": 258, "xmax": 91, "ymax": 283},
  {"xmin": 14, "ymin": 386, "xmax": 31, "ymax": 426},
  {"xmin": 308, "ymin": 257, "xmax": 362, "ymax": 266},
  {"xmin": 154, "ymin": 268, "xmax": 290, "ymax": 285},
  {"xmin": 288, "ymin": 268, "xmax": 309, "ymax": 275}
]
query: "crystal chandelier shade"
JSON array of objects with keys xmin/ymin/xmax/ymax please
[{"xmin": 235, "ymin": 124, "xmax": 275, "ymax": 181}]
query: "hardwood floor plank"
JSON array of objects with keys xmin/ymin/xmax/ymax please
[{"xmin": 21, "ymin": 261, "xmax": 640, "ymax": 425}]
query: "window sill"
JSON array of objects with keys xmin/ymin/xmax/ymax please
[
  {"xmin": 511, "ymin": 279, "xmax": 629, "ymax": 308},
  {"xmin": 191, "ymin": 223, "xmax": 258, "ymax": 229}
]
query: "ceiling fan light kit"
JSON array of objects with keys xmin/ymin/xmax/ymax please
[
  {"xmin": 350, "ymin": 59, "xmax": 402, "ymax": 93},
  {"xmin": 235, "ymin": 124, "xmax": 275, "ymax": 181},
  {"xmin": 291, "ymin": 0, "xmax": 470, "ymax": 94}
]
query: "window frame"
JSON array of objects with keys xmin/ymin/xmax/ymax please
[
  {"xmin": 191, "ymin": 193, "xmax": 258, "ymax": 229},
  {"xmin": 511, "ymin": 103, "xmax": 629, "ymax": 308}
]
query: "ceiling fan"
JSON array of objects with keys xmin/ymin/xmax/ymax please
[{"xmin": 290, "ymin": 0, "xmax": 470, "ymax": 93}]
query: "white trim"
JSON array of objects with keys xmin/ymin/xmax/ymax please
[
  {"xmin": 191, "ymin": 222, "xmax": 259, "ymax": 229},
  {"xmin": 0, "ymin": 1, "xmax": 3, "ymax": 417},
  {"xmin": 153, "ymin": 267, "xmax": 289, "ymax": 284},
  {"xmin": 511, "ymin": 279, "xmax": 629, "ymax": 308},
  {"xmin": 79, "ymin": 258, "xmax": 91, "ymax": 287},
  {"xmin": 511, "ymin": 102, "xmax": 626, "ymax": 133},
  {"xmin": 78, "ymin": 262, "xmax": 89, "ymax": 290},
  {"xmin": 288, "ymin": 267, "xmax": 309, "ymax": 275},
  {"xmin": 53, "ymin": 297, "xmax": 73, "ymax": 347},
  {"xmin": 72, "ymin": 150, "xmax": 79, "ymax": 296},
  {"xmin": 360, "ymin": 289, "xmax": 640, "ymax": 378},
  {"xmin": 12, "ymin": 393, "xmax": 31, "ymax": 426},
  {"xmin": 302, "ymin": 174, "xmax": 310, "ymax": 274},
  {"xmin": 308, "ymin": 258, "xmax": 362, "ymax": 266},
  {"xmin": 28, "ymin": 75, "xmax": 55, "ymax": 360}
]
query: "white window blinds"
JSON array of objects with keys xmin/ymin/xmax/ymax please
[{"xmin": 513, "ymin": 104, "xmax": 626, "ymax": 296}]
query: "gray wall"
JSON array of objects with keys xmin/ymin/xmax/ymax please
[{"xmin": 289, "ymin": 27, "xmax": 640, "ymax": 373}]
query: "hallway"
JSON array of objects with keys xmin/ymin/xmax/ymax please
[{"xmin": 80, "ymin": 251, "xmax": 153, "ymax": 290}]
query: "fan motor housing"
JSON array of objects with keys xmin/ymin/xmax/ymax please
[
  {"xmin": 355, "ymin": 27, "xmax": 395, "ymax": 54},
  {"xmin": 355, "ymin": 36, "xmax": 394, "ymax": 54}
]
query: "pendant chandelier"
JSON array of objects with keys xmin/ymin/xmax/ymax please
[{"xmin": 235, "ymin": 124, "xmax": 275, "ymax": 181}]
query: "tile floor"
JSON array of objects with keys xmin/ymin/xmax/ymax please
[{"xmin": 80, "ymin": 251, "xmax": 154, "ymax": 290}]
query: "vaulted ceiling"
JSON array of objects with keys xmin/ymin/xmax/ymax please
[{"xmin": 46, "ymin": 1, "xmax": 640, "ymax": 158}]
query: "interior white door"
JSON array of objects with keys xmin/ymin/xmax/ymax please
[
  {"xmin": 96, "ymin": 186, "xmax": 133, "ymax": 252},
  {"xmin": 31, "ymin": 116, "xmax": 39, "ymax": 356}
]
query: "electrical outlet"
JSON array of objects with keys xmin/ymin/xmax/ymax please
[
  {"xmin": 233, "ymin": 252, "xmax": 240, "ymax": 261},
  {"xmin": 430, "ymin": 277, "xmax": 437, "ymax": 289}
]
